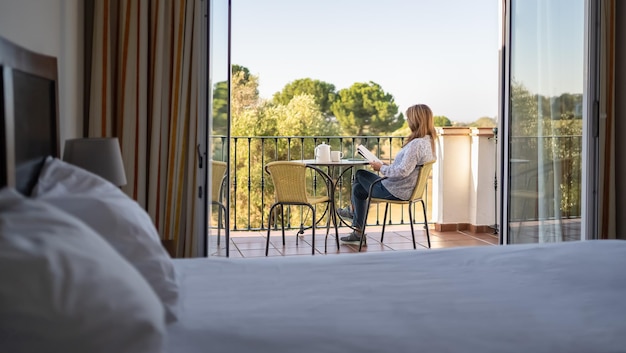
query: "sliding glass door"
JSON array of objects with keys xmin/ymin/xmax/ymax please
[
  {"xmin": 502, "ymin": 0, "xmax": 597, "ymax": 243},
  {"xmin": 206, "ymin": 0, "xmax": 231, "ymax": 256}
]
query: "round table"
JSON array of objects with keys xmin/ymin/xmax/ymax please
[{"xmin": 294, "ymin": 158, "xmax": 370, "ymax": 229}]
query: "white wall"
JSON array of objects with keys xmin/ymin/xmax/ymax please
[
  {"xmin": 432, "ymin": 127, "xmax": 497, "ymax": 231},
  {"xmin": 0, "ymin": 0, "xmax": 84, "ymax": 146},
  {"xmin": 470, "ymin": 128, "xmax": 498, "ymax": 227},
  {"xmin": 433, "ymin": 128, "xmax": 471, "ymax": 225}
]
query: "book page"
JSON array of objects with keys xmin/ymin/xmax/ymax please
[{"xmin": 357, "ymin": 145, "xmax": 381, "ymax": 163}]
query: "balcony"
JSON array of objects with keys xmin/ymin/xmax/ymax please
[{"xmin": 208, "ymin": 127, "xmax": 582, "ymax": 257}]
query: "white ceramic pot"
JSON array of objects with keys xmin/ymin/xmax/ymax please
[{"xmin": 314, "ymin": 142, "xmax": 331, "ymax": 163}]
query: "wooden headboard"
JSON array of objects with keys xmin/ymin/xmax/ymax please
[{"xmin": 0, "ymin": 36, "xmax": 60, "ymax": 195}]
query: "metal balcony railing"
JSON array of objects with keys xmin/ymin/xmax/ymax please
[
  {"xmin": 210, "ymin": 135, "xmax": 433, "ymax": 232},
  {"xmin": 209, "ymin": 133, "xmax": 583, "ymax": 234}
]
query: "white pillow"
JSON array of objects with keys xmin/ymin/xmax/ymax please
[
  {"xmin": 32, "ymin": 157, "xmax": 180, "ymax": 323},
  {"xmin": 0, "ymin": 187, "xmax": 166, "ymax": 353}
]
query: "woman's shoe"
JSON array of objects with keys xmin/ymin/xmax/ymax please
[
  {"xmin": 337, "ymin": 207, "xmax": 354, "ymax": 219},
  {"xmin": 340, "ymin": 231, "xmax": 365, "ymax": 244}
]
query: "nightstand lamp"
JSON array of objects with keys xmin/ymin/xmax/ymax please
[{"xmin": 63, "ymin": 137, "xmax": 127, "ymax": 187}]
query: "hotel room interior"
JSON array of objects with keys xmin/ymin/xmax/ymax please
[{"xmin": 1, "ymin": 1, "xmax": 625, "ymax": 352}]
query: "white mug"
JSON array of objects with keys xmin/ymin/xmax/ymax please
[{"xmin": 331, "ymin": 151, "xmax": 343, "ymax": 162}]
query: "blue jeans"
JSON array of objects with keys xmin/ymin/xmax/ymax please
[{"xmin": 351, "ymin": 169, "xmax": 400, "ymax": 231}]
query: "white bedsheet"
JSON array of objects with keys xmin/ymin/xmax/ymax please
[{"xmin": 167, "ymin": 240, "xmax": 626, "ymax": 353}]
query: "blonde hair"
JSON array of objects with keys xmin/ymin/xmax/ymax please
[{"xmin": 405, "ymin": 104, "xmax": 436, "ymax": 153}]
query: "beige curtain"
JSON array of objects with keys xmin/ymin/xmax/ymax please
[{"xmin": 88, "ymin": 0, "xmax": 201, "ymax": 257}]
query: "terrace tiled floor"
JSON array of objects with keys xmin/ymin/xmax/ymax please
[{"xmin": 208, "ymin": 224, "xmax": 499, "ymax": 258}]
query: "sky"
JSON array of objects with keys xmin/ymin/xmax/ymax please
[
  {"xmin": 229, "ymin": 0, "xmax": 500, "ymax": 123},
  {"xmin": 511, "ymin": 0, "xmax": 584, "ymax": 97}
]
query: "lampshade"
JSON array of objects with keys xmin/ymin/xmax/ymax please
[{"xmin": 63, "ymin": 138, "xmax": 127, "ymax": 187}]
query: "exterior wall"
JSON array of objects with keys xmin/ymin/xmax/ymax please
[
  {"xmin": 433, "ymin": 127, "xmax": 497, "ymax": 232},
  {"xmin": 470, "ymin": 128, "xmax": 498, "ymax": 231},
  {"xmin": 0, "ymin": 0, "xmax": 84, "ymax": 148},
  {"xmin": 432, "ymin": 127, "xmax": 470, "ymax": 229}
]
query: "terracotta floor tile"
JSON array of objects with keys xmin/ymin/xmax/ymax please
[
  {"xmin": 431, "ymin": 232, "xmax": 481, "ymax": 241},
  {"xmin": 233, "ymin": 241, "xmax": 267, "ymax": 251},
  {"xmin": 230, "ymin": 236, "xmax": 267, "ymax": 244},
  {"xmin": 210, "ymin": 248, "xmax": 243, "ymax": 258},
  {"xmin": 280, "ymin": 247, "xmax": 320, "ymax": 256},
  {"xmin": 467, "ymin": 233, "xmax": 499, "ymax": 244},
  {"xmin": 342, "ymin": 244, "xmax": 387, "ymax": 253},
  {"xmin": 387, "ymin": 242, "xmax": 428, "ymax": 250},
  {"xmin": 336, "ymin": 245, "xmax": 360, "ymax": 253},
  {"xmin": 218, "ymin": 225, "xmax": 498, "ymax": 258},
  {"xmin": 379, "ymin": 234, "xmax": 422, "ymax": 244},
  {"xmin": 427, "ymin": 239, "xmax": 493, "ymax": 249},
  {"xmin": 240, "ymin": 248, "xmax": 284, "ymax": 257}
]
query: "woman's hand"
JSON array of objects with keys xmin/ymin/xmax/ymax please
[{"xmin": 370, "ymin": 161, "xmax": 384, "ymax": 172}]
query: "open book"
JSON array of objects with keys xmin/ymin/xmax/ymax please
[{"xmin": 357, "ymin": 144, "xmax": 381, "ymax": 163}]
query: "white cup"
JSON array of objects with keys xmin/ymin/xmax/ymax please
[{"xmin": 331, "ymin": 151, "xmax": 343, "ymax": 162}]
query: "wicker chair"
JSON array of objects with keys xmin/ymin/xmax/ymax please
[
  {"xmin": 359, "ymin": 160, "xmax": 436, "ymax": 252},
  {"xmin": 264, "ymin": 161, "xmax": 339, "ymax": 255},
  {"xmin": 211, "ymin": 161, "xmax": 228, "ymax": 250}
]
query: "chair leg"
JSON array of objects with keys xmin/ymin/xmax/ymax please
[
  {"xmin": 420, "ymin": 199, "xmax": 430, "ymax": 248},
  {"xmin": 332, "ymin": 202, "xmax": 340, "ymax": 249},
  {"xmin": 322, "ymin": 202, "xmax": 340, "ymax": 252},
  {"xmin": 266, "ymin": 204, "xmax": 276, "ymax": 256},
  {"xmin": 359, "ymin": 198, "xmax": 373, "ymax": 252},
  {"xmin": 216, "ymin": 204, "xmax": 221, "ymax": 246},
  {"xmin": 280, "ymin": 205, "xmax": 287, "ymax": 246},
  {"xmin": 408, "ymin": 203, "xmax": 417, "ymax": 249},
  {"xmin": 310, "ymin": 206, "xmax": 316, "ymax": 255},
  {"xmin": 324, "ymin": 204, "xmax": 331, "ymax": 253},
  {"xmin": 324, "ymin": 202, "xmax": 340, "ymax": 253},
  {"xmin": 380, "ymin": 203, "xmax": 390, "ymax": 243},
  {"xmin": 219, "ymin": 204, "xmax": 227, "ymax": 253}
]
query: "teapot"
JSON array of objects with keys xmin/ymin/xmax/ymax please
[{"xmin": 314, "ymin": 142, "xmax": 331, "ymax": 163}]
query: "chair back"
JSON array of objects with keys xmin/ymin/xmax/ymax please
[
  {"xmin": 265, "ymin": 161, "xmax": 309, "ymax": 203},
  {"xmin": 211, "ymin": 161, "xmax": 227, "ymax": 202},
  {"xmin": 408, "ymin": 160, "xmax": 436, "ymax": 201}
]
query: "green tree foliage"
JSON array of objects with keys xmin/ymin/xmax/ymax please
[
  {"xmin": 434, "ymin": 115, "xmax": 452, "ymax": 127},
  {"xmin": 330, "ymin": 81, "xmax": 404, "ymax": 136},
  {"xmin": 231, "ymin": 102, "xmax": 275, "ymax": 137},
  {"xmin": 510, "ymin": 80, "xmax": 582, "ymax": 137},
  {"xmin": 231, "ymin": 66, "xmax": 260, "ymax": 118},
  {"xmin": 232, "ymin": 95, "xmax": 338, "ymax": 137},
  {"xmin": 469, "ymin": 117, "xmax": 497, "ymax": 127},
  {"xmin": 273, "ymin": 95, "xmax": 339, "ymax": 137},
  {"xmin": 212, "ymin": 65, "xmax": 260, "ymax": 136},
  {"xmin": 550, "ymin": 93, "xmax": 583, "ymax": 120},
  {"xmin": 231, "ymin": 92, "xmax": 339, "ymax": 228},
  {"xmin": 233, "ymin": 64, "xmax": 252, "ymax": 81},
  {"xmin": 212, "ymin": 80, "xmax": 228, "ymax": 136},
  {"xmin": 510, "ymin": 80, "xmax": 583, "ymax": 217},
  {"xmin": 273, "ymin": 78, "xmax": 337, "ymax": 118}
]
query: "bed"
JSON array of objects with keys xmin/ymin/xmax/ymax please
[
  {"xmin": 2, "ymin": 36, "xmax": 626, "ymax": 353},
  {"xmin": 169, "ymin": 242, "xmax": 626, "ymax": 353}
]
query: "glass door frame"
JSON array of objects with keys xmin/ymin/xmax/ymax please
[
  {"xmin": 202, "ymin": 0, "xmax": 232, "ymax": 257},
  {"xmin": 499, "ymin": 0, "xmax": 600, "ymax": 244}
]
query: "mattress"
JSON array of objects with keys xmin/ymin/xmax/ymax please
[{"xmin": 166, "ymin": 240, "xmax": 626, "ymax": 353}]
